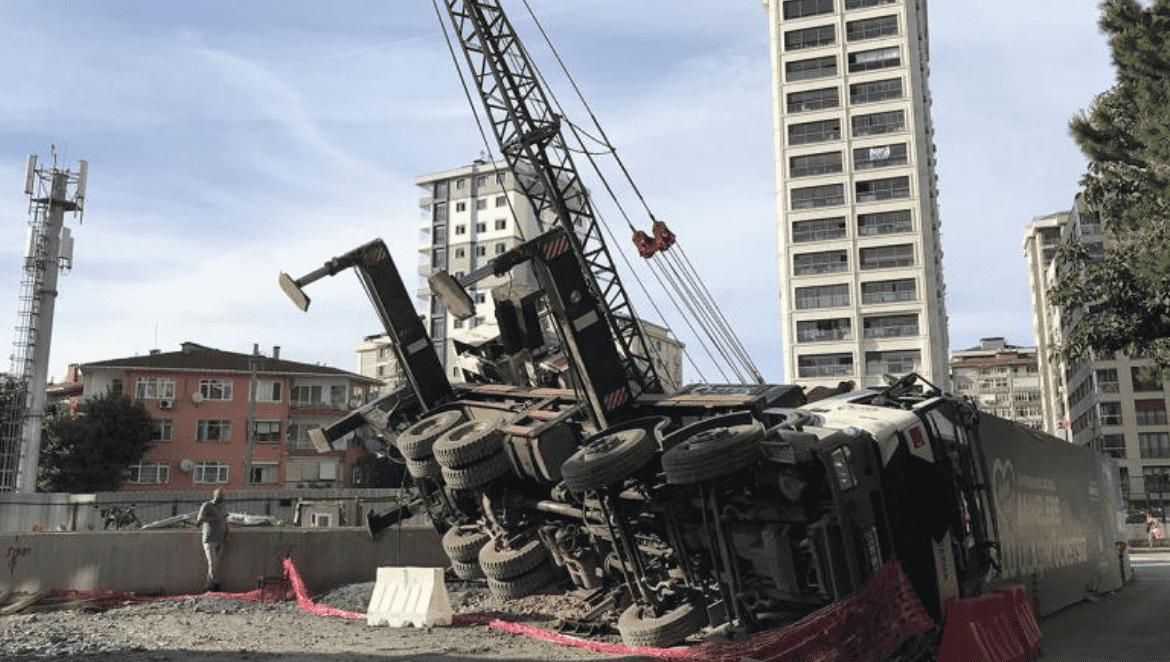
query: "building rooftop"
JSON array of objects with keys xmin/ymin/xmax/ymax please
[{"xmin": 82, "ymin": 342, "xmax": 378, "ymax": 383}]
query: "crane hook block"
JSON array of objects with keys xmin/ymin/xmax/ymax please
[{"xmin": 633, "ymin": 230, "xmax": 657, "ymax": 259}]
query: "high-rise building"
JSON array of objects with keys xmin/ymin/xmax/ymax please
[
  {"xmin": 949, "ymin": 337, "xmax": 1043, "ymax": 430},
  {"xmin": 356, "ymin": 160, "xmax": 685, "ymax": 391},
  {"xmin": 762, "ymin": 0, "xmax": 949, "ymax": 390},
  {"xmin": 1020, "ymin": 210, "xmax": 1070, "ymax": 435},
  {"xmin": 1024, "ymin": 195, "xmax": 1170, "ymax": 510}
]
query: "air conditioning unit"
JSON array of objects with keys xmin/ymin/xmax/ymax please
[
  {"xmin": 158, "ymin": 398, "xmax": 173, "ymax": 409},
  {"xmin": 179, "ymin": 458, "xmax": 195, "ymax": 473}
]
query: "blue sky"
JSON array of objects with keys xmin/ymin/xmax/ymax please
[{"xmin": 0, "ymin": 0, "xmax": 1116, "ymax": 385}]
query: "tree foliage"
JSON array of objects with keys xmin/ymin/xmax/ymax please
[
  {"xmin": 1051, "ymin": 0, "xmax": 1170, "ymax": 370},
  {"xmin": 38, "ymin": 392, "xmax": 155, "ymax": 493}
]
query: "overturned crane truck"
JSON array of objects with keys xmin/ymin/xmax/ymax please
[{"xmin": 280, "ymin": 0, "xmax": 1130, "ymax": 653}]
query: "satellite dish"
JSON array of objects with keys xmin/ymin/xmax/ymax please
[
  {"xmin": 191, "ymin": 392, "xmax": 204, "ymax": 404},
  {"xmin": 179, "ymin": 458, "xmax": 195, "ymax": 472}
]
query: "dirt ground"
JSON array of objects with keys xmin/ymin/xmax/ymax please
[{"xmin": 0, "ymin": 579, "xmax": 661, "ymax": 662}]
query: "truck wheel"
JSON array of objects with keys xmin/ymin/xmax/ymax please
[
  {"xmin": 561, "ymin": 429, "xmax": 655, "ymax": 493},
  {"xmin": 434, "ymin": 421, "xmax": 504, "ymax": 469},
  {"xmin": 398, "ymin": 410, "xmax": 466, "ymax": 460},
  {"xmin": 479, "ymin": 536, "xmax": 548, "ymax": 580},
  {"xmin": 451, "ymin": 559, "xmax": 486, "ymax": 581},
  {"xmin": 406, "ymin": 456, "xmax": 442, "ymax": 481},
  {"xmin": 442, "ymin": 450, "xmax": 512, "ymax": 490},
  {"xmin": 443, "ymin": 524, "xmax": 491, "ymax": 563},
  {"xmin": 617, "ymin": 601, "xmax": 708, "ymax": 648},
  {"xmin": 662, "ymin": 423, "xmax": 763, "ymax": 485},
  {"xmin": 486, "ymin": 561, "xmax": 557, "ymax": 599}
]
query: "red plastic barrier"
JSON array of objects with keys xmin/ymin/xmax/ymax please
[{"xmin": 938, "ymin": 587, "xmax": 1040, "ymax": 662}]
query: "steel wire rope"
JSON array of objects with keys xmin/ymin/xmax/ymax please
[{"xmin": 519, "ymin": 0, "xmax": 764, "ymax": 383}]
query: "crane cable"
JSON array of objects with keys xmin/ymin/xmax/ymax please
[{"xmin": 519, "ymin": 0, "xmax": 764, "ymax": 384}]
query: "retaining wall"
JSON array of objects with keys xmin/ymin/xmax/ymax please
[{"xmin": 1, "ymin": 525, "xmax": 445, "ymax": 597}]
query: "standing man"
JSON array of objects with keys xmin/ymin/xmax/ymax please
[{"xmin": 195, "ymin": 488, "xmax": 229, "ymax": 591}]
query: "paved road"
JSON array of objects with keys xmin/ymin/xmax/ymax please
[{"xmin": 1038, "ymin": 549, "xmax": 1170, "ymax": 662}]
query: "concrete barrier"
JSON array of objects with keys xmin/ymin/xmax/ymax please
[{"xmin": 0, "ymin": 525, "xmax": 445, "ymax": 597}]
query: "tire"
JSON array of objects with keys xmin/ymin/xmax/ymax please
[
  {"xmin": 434, "ymin": 421, "xmax": 504, "ymax": 469},
  {"xmin": 442, "ymin": 451, "xmax": 512, "ymax": 490},
  {"xmin": 398, "ymin": 410, "xmax": 466, "ymax": 460},
  {"xmin": 662, "ymin": 423, "xmax": 764, "ymax": 485},
  {"xmin": 617, "ymin": 601, "xmax": 708, "ymax": 648},
  {"xmin": 451, "ymin": 559, "xmax": 486, "ymax": 581},
  {"xmin": 486, "ymin": 561, "xmax": 557, "ymax": 599},
  {"xmin": 478, "ymin": 537, "xmax": 548, "ymax": 580},
  {"xmin": 561, "ymin": 429, "xmax": 655, "ymax": 493},
  {"xmin": 443, "ymin": 525, "xmax": 491, "ymax": 564},
  {"xmin": 406, "ymin": 456, "xmax": 442, "ymax": 481}
]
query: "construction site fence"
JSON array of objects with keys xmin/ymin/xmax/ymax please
[{"xmin": 0, "ymin": 488, "xmax": 424, "ymax": 533}]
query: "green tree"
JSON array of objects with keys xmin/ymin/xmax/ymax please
[
  {"xmin": 38, "ymin": 392, "xmax": 155, "ymax": 493},
  {"xmin": 1052, "ymin": 0, "xmax": 1170, "ymax": 371}
]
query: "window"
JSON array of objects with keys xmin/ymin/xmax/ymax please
[
  {"xmin": 1132, "ymin": 366, "xmax": 1164, "ymax": 392},
  {"xmin": 455, "ymin": 201, "xmax": 467, "ymax": 212},
  {"xmin": 249, "ymin": 463, "xmax": 278, "ymax": 485},
  {"xmin": 866, "ymin": 349, "xmax": 920, "ymax": 375},
  {"xmin": 455, "ymin": 178, "xmax": 466, "ymax": 189},
  {"xmin": 783, "ymin": 0, "xmax": 834, "ymax": 19},
  {"xmin": 330, "ymin": 385, "xmax": 346, "ymax": 407},
  {"xmin": 433, "ymin": 201, "xmax": 448, "ymax": 223},
  {"xmin": 791, "ymin": 183, "xmax": 845, "ymax": 210},
  {"xmin": 475, "ymin": 175, "xmax": 487, "ymax": 187},
  {"xmin": 454, "ymin": 247, "xmax": 466, "ymax": 258},
  {"xmin": 790, "ymin": 151, "xmax": 843, "ymax": 177},
  {"xmin": 476, "ymin": 245, "xmax": 487, "ymax": 257},
  {"xmin": 850, "ymin": 78, "xmax": 902, "ymax": 104},
  {"xmin": 495, "ymin": 242, "xmax": 507, "ymax": 255},
  {"xmin": 1141, "ymin": 433, "xmax": 1170, "ymax": 459},
  {"xmin": 858, "ymin": 210, "xmax": 912, "ymax": 236},
  {"xmin": 856, "ymin": 176, "xmax": 910, "ymax": 202},
  {"xmin": 797, "ymin": 318, "xmax": 852, "ymax": 343},
  {"xmin": 150, "ymin": 419, "xmax": 172, "ymax": 443},
  {"xmin": 112, "ymin": 379, "xmax": 123, "ymax": 395},
  {"xmin": 254, "ymin": 420, "xmax": 281, "ymax": 443},
  {"xmin": 454, "ymin": 224, "xmax": 466, "ymax": 235},
  {"xmin": 476, "ymin": 198, "xmax": 487, "ymax": 210},
  {"xmin": 286, "ymin": 421, "xmax": 320, "ymax": 451},
  {"xmin": 846, "ymin": 15, "xmax": 897, "ymax": 41},
  {"xmin": 194, "ymin": 461, "xmax": 229, "ymax": 484},
  {"xmin": 475, "ymin": 222, "xmax": 486, "ymax": 233},
  {"xmin": 861, "ymin": 278, "xmax": 916, "ymax": 304},
  {"xmin": 129, "ymin": 462, "xmax": 169, "ymax": 484},
  {"xmin": 792, "ymin": 217, "xmax": 847, "ymax": 243},
  {"xmin": 135, "ymin": 377, "xmax": 175, "ymax": 400},
  {"xmin": 846, "ymin": 0, "xmax": 896, "ymax": 7},
  {"xmin": 495, "ymin": 195, "xmax": 506, "ymax": 207},
  {"xmin": 786, "ymin": 87, "xmax": 839, "ymax": 113},
  {"xmin": 788, "ymin": 119, "xmax": 841, "ymax": 146},
  {"xmin": 1136, "ymin": 400, "xmax": 1168, "ymax": 426},
  {"xmin": 853, "ymin": 143, "xmax": 908, "ymax": 170},
  {"xmin": 1099, "ymin": 402, "xmax": 1123, "ymax": 427},
  {"xmin": 252, "ymin": 381, "xmax": 283, "ymax": 402},
  {"xmin": 1100, "ymin": 434, "xmax": 1126, "ymax": 459},
  {"xmin": 495, "ymin": 218, "xmax": 507, "ymax": 230},
  {"xmin": 496, "ymin": 172, "xmax": 507, "ymax": 184},
  {"xmin": 794, "ymin": 250, "xmax": 848, "ymax": 275},
  {"xmin": 786, "ymin": 56, "xmax": 837, "ymax": 82},
  {"xmin": 798, "ymin": 353, "xmax": 854, "ymax": 378},
  {"xmin": 199, "ymin": 379, "xmax": 233, "ymax": 401},
  {"xmin": 863, "ymin": 314, "xmax": 918, "ymax": 339},
  {"xmin": 197, "ymin": 420, "xmax": 231, "ymax": 443},
  {"xmin": 1144, "ymin": 466, "xmax": 1170, "ymax": 498},
  {"xmin": 1096, "ymin": 368, "xmax": 1120, "ymax": 393},
  {"xmin": 785, "ymin": 24, "xmax": 835, "ymax": 51},
  {"xmin": 796, "ymin": 283, "xmax": 850, "ymax": 310},
  {"xmin": 848, "ymin": 47, "xmax": 900, "ymax": 73},
  {"xmin": 852, "ymin": 110, "xmax": 905, "ymax": 137},
  {"xmin": 859, "ymin": 244, "xmax": 914, "ymax": 270},
  {"xmin": 290, "ymin": 385, "xmax": 323, "ymax": 408}
]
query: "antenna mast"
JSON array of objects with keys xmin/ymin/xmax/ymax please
[{"xmin": 0, "ymin": 149, "xmax": 86, "ymax": 492}]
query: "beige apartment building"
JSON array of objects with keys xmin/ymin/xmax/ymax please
[
  {"xmin": 949, "ymin": 338, "xmax": 1044, "ymax": 431},
  {"xmin": 762, "ymin": 0, "xmax": 949, "ymax": 391},
  {"xmin": 1024, "ymin": 196, "xmax": 1170, "ymax": 510}
]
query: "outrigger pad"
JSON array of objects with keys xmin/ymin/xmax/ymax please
[{"xmin": 278, "ymin": 272, "xmax": 311, "ymax": 312}]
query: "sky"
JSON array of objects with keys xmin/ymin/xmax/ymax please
[{"xmin": 0, "ymin": 0, "xmax": 1117, "ymax": 386}]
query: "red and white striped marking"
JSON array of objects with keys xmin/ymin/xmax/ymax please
[
  {"xmin": 544, "ymin": 236, "xmax": 569, "ymax": 260},
  {"xmin": 604, "ymin": 388, "xmax": 629, "ymax": 411}
]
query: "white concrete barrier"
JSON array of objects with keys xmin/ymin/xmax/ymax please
[{"xmin": 366, "ymin": 567, "xmax": 453, "ymax": 628}]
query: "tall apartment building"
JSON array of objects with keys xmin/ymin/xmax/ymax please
[
  {"xmin": 762, "ymin": 0, "xmax": 949, "ymax": 390},
  {"xmin": 1020, "ymin": 210, "xmax": 1070, "ymax": 435},
  {"xmin": 949, "ymin": 337, "xmax": 1043, "ymax": 430},
  {"xmin": 357, "ymin": 160, "xmax": 685, "ymax": 392},
  {"xmin": 1025, "ymin": 196, "xmax": 1170, "ymax": 510}
]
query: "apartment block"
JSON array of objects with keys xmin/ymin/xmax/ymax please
[
  {"xmin": 949, "ymin": 338, "xmax": 1043, "ymax": 430},
  {"xmin": 762, "ymin": 0, "xmax": 949, "ymax": 390},
  {"xmin": 1024, "ymin": 196, "xmax": 1170, "ymax": 510}
]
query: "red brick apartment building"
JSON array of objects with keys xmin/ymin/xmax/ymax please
[{"xmin": 76, "ymin": 342, "xmax": 380, "ymax": 492}]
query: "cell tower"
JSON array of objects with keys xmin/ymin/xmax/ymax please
[{"xmin": 0, "ymin": 149, "xmax": 86, "ymax": 492}]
